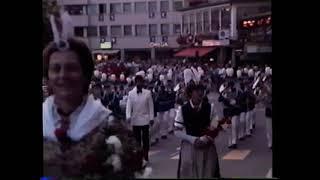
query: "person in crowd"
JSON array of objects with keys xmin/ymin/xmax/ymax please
[
  {"xmin": 91, "ymin": 83, "xmax": 103, "ymax": 100},
  {"xmin": 155, "ymin": 84, "xmax": 171, "ymax": 139},
  {"xmin": 126, "ymin": 75, "xmax": 155, "ymax": 163},
  {"xmin": 174, "ymin": 84, "xmax": 222, "ymax": 178},
  {"xmin": 219, "ymin": 81, "xmax": 238, "ymax": 149},
  {"xmin": 166, "ymin": 80, "xmax": 177, "ymax": 135}
]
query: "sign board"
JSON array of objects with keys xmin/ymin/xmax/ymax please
[
  {"xmin": 246, "ymin": 45, "xmax": 272, "ymax": 53},
  {"xmin": 149, "ymin": 42, "xmax": 169, "ymax": 48},
  {"xmin": 202, "ymin": 39, "xmax": 230, "ymax": 46},
  {"xmin": 100, "ymin": 42, "xmax": 112, "ymax": 49}
]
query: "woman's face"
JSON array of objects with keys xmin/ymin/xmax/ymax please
[{"xmin": 47, "ymin": 50, "xmax": 85, "ymax": 101}]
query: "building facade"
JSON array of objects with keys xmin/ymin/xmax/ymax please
[
  {"xmin": 176, "ymin": 0, "xmax": 271, "ymax": 65},
  {"xmin": 59, "ymin": 0, "xmax": 184, "ymax": 61}
]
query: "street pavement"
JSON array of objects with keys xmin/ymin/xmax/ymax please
[{"xmin": 147, "ymin": 92, "xmax": 273, "ymax": 178}]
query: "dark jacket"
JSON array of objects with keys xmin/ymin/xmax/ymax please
[{"xmin": 155, "ymin": 91, "xmax": 172, "ymax": 112}]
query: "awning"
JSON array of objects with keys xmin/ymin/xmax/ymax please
[{"xmin": 174, "ymin": 47, "xmax": 217, "ymax": 57}]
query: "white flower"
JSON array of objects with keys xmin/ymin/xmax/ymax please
[
  {"xmin": 135, "ymin": 167, "xmax": 153, "ymax": 178},
  {"xmin": 105, "ymin": 154, "xmax": 122, "ymax": 172},
  {"xmin": 105, "ymin": 135, "xmax": 123, "ymax": 154}
]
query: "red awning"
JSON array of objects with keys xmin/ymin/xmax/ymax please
[{"xmin": 174, "ymin": 47, "xmax": 217, "ymax": 57}]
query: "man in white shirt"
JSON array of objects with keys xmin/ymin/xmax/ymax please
[{"xmin": 126, "ymin": 75, "xmax": 154, "ymax": 162}]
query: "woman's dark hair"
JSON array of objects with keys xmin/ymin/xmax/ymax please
[
  {"xmin": 43, "ymin": 38, "xmax": 94, "ymax": 94},
  {"xmin": 186, "ymin": 83, "xmax": 205, "ymax": 98},
  {"xmin": 135, "ymin": 75, "xmax": 144, "ymax": 82}
]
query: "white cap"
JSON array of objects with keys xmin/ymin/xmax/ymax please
[
  {"xmin": 94, "ymin": 70, "xmax": 100, "ymax": 78},
  {"xmin": 237, "ymin": 70, "xmax": 242, "ymax": 78},
  {"xmin": 147, "ymin": 68, "xmax": 153, "ymax": 74},
  {"xmin": 248, "ymin": 69, "xmax": 254, "ymax": 77},
  {"xmin": 226, "ymin": 68, "xmax": 234, "ymax": 77},
  {"xmin": 120, "ymin": 74, "xmax": 125, "ymax": 81},
  {"xmin": 110, "ymin": 74, "xmax": 116, "ymax": 82},
  {"xmin": 101, "ymin": 73, "xmax": 107, "ymax": 81},
  {"xmin": 147, "ymin": 73, "xmax": 153, "ymax": 82},
  {"xmin": 136, "ymin": 70, "xmax": 145, "ymax": 77},
  {"xmin": 126, "ymin": 77, "xmax": 132, "ymax": 84},
  {"xmin": 159, "ymin": 74, "xmax": 165, "ymax": 81}
]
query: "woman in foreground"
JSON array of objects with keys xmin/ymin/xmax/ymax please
[{"xmin": 43, "ymin": 6, "xmax": 150, "ymax": 179}]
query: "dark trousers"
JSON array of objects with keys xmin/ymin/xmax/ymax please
[{"xmin": 133, "ymin": 125, "xmax": 150, "ymax": 161}]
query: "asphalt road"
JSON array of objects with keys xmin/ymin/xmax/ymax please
[{"xmin": 147, "ymin": 92, "xmax": 273, "ymax": 178}]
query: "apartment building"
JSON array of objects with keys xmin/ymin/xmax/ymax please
[
  {"xmin": 175, "ymin": 0, "xmax": 271, "ymax": 65},
  {"xmin": 59, "ymin": 0, "xmax": 184, "ymax": 61}
]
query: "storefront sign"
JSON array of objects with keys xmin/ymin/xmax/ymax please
[
  {"xmin": 202, "ymin": 39, "xmax": 230, "ymax": 46},
  {"xmin": 149, "ymin": 42, "xmax": 169, "ymax": 48},
  {"xmin": 246, "ymin": 45, "xmax": 272, "ymax": 53},
  {"xmin": 100, "ymin": 42, "xmax": 112, "ymax": 49}
]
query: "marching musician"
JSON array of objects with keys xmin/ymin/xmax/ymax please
[{"xmin": 219, "ymin": 67, "xmax": 239, "ymax": 149}]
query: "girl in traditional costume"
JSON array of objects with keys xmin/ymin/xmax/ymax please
[{"xmin": 174, "ymin": 84, "xmax": 226, "ymax": 178}]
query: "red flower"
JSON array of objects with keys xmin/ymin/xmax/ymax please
[
  {"xmin": 81, "ymin": 154, "xmax": 104, "ymax": 174},
  {"xmin": 201, "ymin": 128, "xmax": 220, "ymax": 140},
  {"xmin": 55, "ymin": 128, "xmax": 67, "ymax": 139}
]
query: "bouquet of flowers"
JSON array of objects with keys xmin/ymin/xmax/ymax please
[{"xmin": 43, "ymin": 114, "xmax": 151, "ymax": 180}]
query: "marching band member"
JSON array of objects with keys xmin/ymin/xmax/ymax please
[
  {"xmin": 166, "ymin": 80, "xmax": 177, "ymax": 135},
  {"xmin": 245, "ymin": 70, "xmax": 256, "ymax": 136},
  {"xmin": 155, "ymin": 84, "xmax": 171, "ymax": 139},
  {"xmin": 126, "ymin": 75, "xmax": 155, "ymax": 163}
]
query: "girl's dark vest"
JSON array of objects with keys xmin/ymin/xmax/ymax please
[{"xmin": 181, "ymin": 102, "xmax": 211, "ymax": 137}]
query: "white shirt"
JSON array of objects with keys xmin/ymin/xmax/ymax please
[
  {"xmin": 126, "ymin": 87, "xmax": 154, "ymax": 126},
  {"xmin": 43, "ymin": 95, "xmax": 111, "ymax": 142}
]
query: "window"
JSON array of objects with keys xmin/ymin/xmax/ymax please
[
  {"xmin": 190, "ymin": 14, "xmax": 195, "ymax": 34},
  {"xmin": 221, "ymin": 8, "xmax": 231, "ymax": 29},
  {"xmin": 173, "ymin": 24, "xmax": 181, "ymax": 34},
  {"xmin": 65, "ymin": 5, "xmax": 84, "ymax": 15},
  {"xmin": 135, "ymin": 2, "xmax": 147, "ymax": 13},
  {"xmin": 190, "ymin": 14, "xmax": 195, "ymax": 24},
  {"xmin": 111, "ymin": 25, "xmax": 122, "ymax": 36},
  {"xmin": 160, "ymin": 1, "xmax": 169, "ymax": 12},
  {"xmin": 161, "ymin": 24, "xmax": 170, "ymax": 35},
  {"xmin": 87, "ymin": 4, "xmax": 98, "ymax": 15},
  {"xmin": 135, "ymin": 25, "xmax": 147, "ymax": 36},
  {"xmin": 99, "ymin": 26, "xmax": 108, "ymax": 36},
  {"xmin": 190, "ymin": 23, "xmax": 195, "ymax": 34},
  {"xmin": 123, "ymin": 3, "xmax": 132, "ymax": 13},
  {"xmin": 124, "ymin": 25, "xmax": 132, "ymax": 36},
  {"xmin": 110, "ymin": 3, "xmax": 121, "ymax": 14},
  {"xmin": 182, "ymin": 15, "xmax": 189, "ymax": 33},
  {"xmin": 203, "ymin": 11, "xmax": 210, "ymax": 32},
  {"xmin": 148, "ymin": 1, "xmax": 157, "ymax": 12},
  {"xmin": 196, "ymin": 12, "xmax": 202, "ymax": 32},
  {"xmin": 211, "ymin": 9, "xmax": 219, "ymax": 31},
  {"xmin": 149, "ymin": 24, "xmax": 157, "ymax": 36},
  {"xmin": 87, "ymin": 26, "xmax": 98, "ymax": 37},
  {"xmin": 99, "ymin": 4, "xmax": 106, "ymax": 14},
  {"xmin": 173, "ymin": 1, "xmax": 183, "ymax": 10},
  {"xmin": 74, "ymin": 27, "xmax": 84, "ymax": 37}
]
